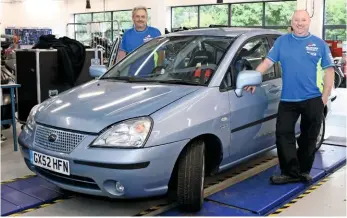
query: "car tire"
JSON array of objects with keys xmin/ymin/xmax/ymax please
[
  {"xmin": 315, "ymin": 113, "xmax": 325, "ymax": 152},
  {"xmin": 334, "ymin": 71, "xmax": 342, "ymax": 88},
  {"xmin": 176, "ymin": 139, "xmax": 205, "ymax": 212}
]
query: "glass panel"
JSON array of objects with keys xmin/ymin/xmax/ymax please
[
  {"xmin": 102, "ymin": 35, "xmax": 234, "ymax": 86},
  {"xmin": 113, "ymin": 10, "xmax": 132, "ymax": 32},
  {"xmin": 76, "ymin": 32, "xmax": 91, "ymax": 45},
  {"xmin": 325, "ymin": 0, "xmax": 346, "ymax": 25},
  {"xmin": 147, "ymin": 8, "xmax": 152, "ymax": 25},
  {"xmin": 91, "ymin": 12, "xmax": 112, "ymax": 39},
  {"xmin": 325, "ymin": 28, "xmax": 347, "ymax": 41},
  {"xmin": 230, "ymin": 3, "xmax": 263, "ymax": 26},
  {"xmin": 75, "ymin": 13, "xmax": 92, "ymax": 32},
  {"xmin": 265, "ymin": 1, "xmax": 296, "ymax": 26},
  {"xmin": 75, "ymin": 13, "xmax": 92, "ymax": 23},
  {"xmin": 93, "ymin": 12, "xmax": 112, "ymax": 21},
  {"xmin": 199, "ymin": 4, "xmax": 228, "ymax": 27},
  {"xmin": 172, "ymin": 6, "xmax": 198, "ymax": 28}
]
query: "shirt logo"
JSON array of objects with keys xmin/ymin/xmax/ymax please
[
  {"xmin": 306, "ymin": 42, "xmax": 318, "ymax": 56},
  {"xmin": 143, "ymin": 35, "xmax": 152, "ymax": 42}
]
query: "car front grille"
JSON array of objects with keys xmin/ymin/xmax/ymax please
[{"xmin": 34, "ymin": 125, "xmax": 86, "ymax": 153}]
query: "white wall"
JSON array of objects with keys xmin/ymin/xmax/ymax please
[
  {"xmin": 0, "ymin": 0, "xmax": 70, "ymax": 37},
  {"xmin": 0, "ymin": 0, "xmax": 325, "ymax": 38},
  {"xmin": 296, "ymin": 0, "xmax": 324, "ymax": 38}
]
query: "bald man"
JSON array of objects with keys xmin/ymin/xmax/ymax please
[{"xmin": 246, "ymin": 10, "xmax": 335, "ymax": 184}]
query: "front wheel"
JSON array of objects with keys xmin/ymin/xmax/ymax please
[
  {"xmin": 315, "ymin": 113, "xmax": 325, "ymax": 152},
  {"xmin": 176, "ymin": 139, "xmax": 205, "ymax": 212}
]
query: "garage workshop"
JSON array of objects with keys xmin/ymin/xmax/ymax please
[{"xmin": 0, "ymin": 0, "xmax": 346, "ymax": 216}]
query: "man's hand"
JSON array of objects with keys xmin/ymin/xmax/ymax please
[
  {"xmin": 322, "ymin": 95, "xmax": 328, "ymax": 106},
  {"xmin": 322, "ymin": 67, "xmax": 334, "ymax": 106},
  {"xmin": 244, "ymin": 86, "xmax": 256, "ymax": 94}
]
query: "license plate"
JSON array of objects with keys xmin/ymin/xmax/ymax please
[{"xmin": 30, "ymin": 150, "xmax": 70, "ymax": 176}]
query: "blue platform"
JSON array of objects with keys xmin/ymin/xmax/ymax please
[
  {"xmin": 205, "ymin": 167, "xmax": 325, "ymax": 215},
  {"xmin": 161, "ymin": 143, "xmax": 346, "ymax": 216},
  {"xmin": 161, "ymin": 201, "xmax": 257, "ymax": 216},
  {"xmin": 312, "ymin": 144, "xmax": 346, "ymax": 172},
  {"xmin": 1, "ymin": 176, "xmax": 66, "ymax": 216},
  {"xmin": 323, "ymin": 136, "xmax": 346, "ymax": 147}
]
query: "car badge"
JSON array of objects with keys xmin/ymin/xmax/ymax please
[{"xmin": 48, "ymin": 133, "xmax": 58, "ymax": 143}]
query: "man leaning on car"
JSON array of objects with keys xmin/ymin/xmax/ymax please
[{"xmin": 246, "ymin": 10, "xmax": 335, "ymax": 184}]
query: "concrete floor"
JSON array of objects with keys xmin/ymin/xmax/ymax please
[
  {"xmin": 278, "ymin": 165, "xmax": 347, "ymax": 217},
  {"xmin": 1, "ymin": 88, "xmax": 346, "ymax": 216}
]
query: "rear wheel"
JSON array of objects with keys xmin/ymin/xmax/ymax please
[
  {"xmin": 177, "ymin": 139, "xmax": 205, "ymax": 212},
  {"xmin": 334, "ymin": 71, "xmax": 342, "ymax": 88},
  {"xmin": 315, "ymin": 113, "xmax": 325, "ymax": 152}
]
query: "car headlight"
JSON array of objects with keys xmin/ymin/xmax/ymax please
[
  {"xmin": 92, "ymin": 117, "xmax": 152, "ymax": 148},
  {"xmin": 26, "ymin": 104, "xmax": 40, "ymax": 130}
]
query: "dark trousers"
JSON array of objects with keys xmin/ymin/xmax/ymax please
[{"xmin": 276, "ymin": 96, "xmax": 324, "ymax": 178}]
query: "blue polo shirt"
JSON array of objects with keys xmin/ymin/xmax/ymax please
[
  {"xmin": 120, "ymin": 26, "xmax": 161, "ymax": 76},
  {"xmin": 267, "ymin": 33, "xmax": 335, "ymax": 102}
]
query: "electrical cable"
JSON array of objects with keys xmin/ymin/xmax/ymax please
[{"xmin": 305, "ymin": 0, "xmax": 315, "ymax": 18}]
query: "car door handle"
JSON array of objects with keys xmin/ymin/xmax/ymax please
[{"xmin": 269, "ymin": 86, "xmax": 282, "ymax": 93}]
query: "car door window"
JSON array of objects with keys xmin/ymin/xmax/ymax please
[
  {"xmin": 268, "ymin": 35, "xmax": 282, "ymax": 79},
  {"xmin": 232, "ymin": 37, "xmax": 276, "ymax": 83}
]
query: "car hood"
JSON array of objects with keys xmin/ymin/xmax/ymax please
[{"xmin": 35, "ymin": 80, "xmax": 200, "ymax": 133}]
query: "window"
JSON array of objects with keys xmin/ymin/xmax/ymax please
[
  {"xmin": 74, "ymin": 13, "xmax": 92, "ymax": 43},
  {"xmin": 73, "ymin": 8, "xmax": 151, "ymax": 43},
  {"xmin": 92, "ymin": 12, "xmax": 112, "ymax": 39},
  {"xmin": 232, "ymin": 37, "xmax": 276, "ymax": 82},
  {"xmin": 230, "ymin": 3, "xmax": 263, "ymax": 26},
  {"xmin": 172, "ymin": 6, "xmax": 199, "ymax": 29},
  {"xmin": 199, "ymin": 4, "xmax": 228, "ymax": 27},
  {"xmin": 171, "ymin": 1, "xmax": 296, "ymax": 31},
  {"xmin": 265, "ymin": 1, "xmax": 296, "ymax": 27},
  {"xmin": 324, "ymin": 0, "xmax": 347, "ymax": 41},
  {"xmin": 113, "ymin": 10, "xmax": 132, "ymax": 36}
]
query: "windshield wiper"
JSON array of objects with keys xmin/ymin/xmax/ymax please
[
  {"xmin": 156, "ymin": 79, "xmax": 201, "ymax": 86},
  {"xmin": 100, "ymin": 76, "xmax": 152, "ymax": 82}
]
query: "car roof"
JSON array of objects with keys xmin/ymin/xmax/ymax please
[{"xmin": 165, "ymin": 27, "xmax": 283, "ymax": 38}]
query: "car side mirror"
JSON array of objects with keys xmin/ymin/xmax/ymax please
[
  {"xmin": 89, "ymin": 65, "xmax": 107, "ymax": 78},
  {"xmin": 235, "ymin": 70, "xmax": 262, "ymax": 97}
]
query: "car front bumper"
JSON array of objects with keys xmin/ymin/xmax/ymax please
[{"xmin": 18, "ymin": 126, "xmax": 188, "ymax": 199}]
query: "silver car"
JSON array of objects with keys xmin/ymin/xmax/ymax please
[{"xmin": 18, "ymin": 28, "xmax": 336, "ymax": 212}]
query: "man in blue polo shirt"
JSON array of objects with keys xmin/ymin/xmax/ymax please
[
  {"xmin": 116, "ymin": 6, "xmax": 162, "ymax": 76},
  {"xmin": 247, "ymin": 10, "xmax": 335, "ymax": 184}
]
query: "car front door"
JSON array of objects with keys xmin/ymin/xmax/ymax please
[
  {"xmin": 256, "ymin": 34, "xmax": 283, "ymax": 152},
  {"xmin": 222, "ymin": 35, "xmax": 279, "ymax": 163}
]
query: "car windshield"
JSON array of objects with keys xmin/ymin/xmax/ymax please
[{"xmin": 101, "ymin": 35, "xmax": 234, "ymax": 86}]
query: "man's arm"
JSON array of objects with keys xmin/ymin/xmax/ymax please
[
  {"xmin": 256, "ymin": 58, "xmax": 275, "ymax": 74},
  {"xmin": 116, "ymin": 50, "xmax": 126, "ymax": 63},
  {"xmin": 116, "ymin": 33, "xmax": 128, "ymax": 63},
  {"xmin": 322, "ymin": 67, "xmax": 334, "ymax": 104},
  {"xmin": 321, "ymin": 42, "xmax": 336, "ymax": 105},
  {"xmin": 244, "ymin": 58, "xmax": 274, "ymax": 93}
]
